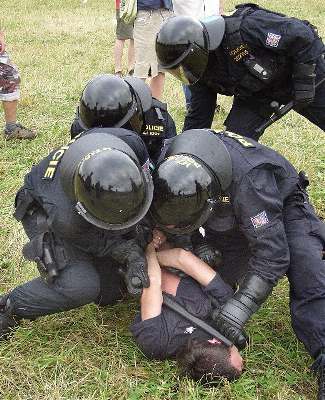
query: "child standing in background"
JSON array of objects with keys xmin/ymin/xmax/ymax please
[{"xmin": 114, "ymin": 0, "xmax": 135, "ymax": 76}]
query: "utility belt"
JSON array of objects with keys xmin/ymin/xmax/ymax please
[{"xmin": 14, "ymin": 187, "xmax": 69, "ymax": 284}]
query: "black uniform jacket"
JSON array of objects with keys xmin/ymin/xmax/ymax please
[
  {"xmin": 203, "ymin": 4, "xmax": 325, "ymax": 103},
  {"xmin": 203, "ymin": 131, "xmax": 300, "ymax": 285},
  {"xmin": 15, "ymin": 129, "xmax": 151, "ymax": 259},
  {"xmin": 161, "ymin": 130, "xmax": 300, "ymax": 285}
]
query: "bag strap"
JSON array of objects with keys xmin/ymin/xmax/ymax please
[{"xmin": 162, "ymin": 292, "xmax": 232, "ymax": 347}]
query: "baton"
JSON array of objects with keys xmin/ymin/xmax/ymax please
[
  {"xmin": 162, "ymin": 292, "xmax": 233, "ymax": 347},
  {"xmin": 255, "ymin": 76, "xmax": 325, "ymax": 136}
]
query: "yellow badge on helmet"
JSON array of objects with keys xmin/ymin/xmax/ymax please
[{"xmin": 168, "ymin": 155, "xmax": 201, "ymax": 169}]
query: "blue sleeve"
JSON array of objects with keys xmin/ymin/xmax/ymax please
[
  {"xmin": 233, "ymin": 166, "xmax": 290, "ymax": 285},
  {"xmin": 242, "ymin": 11, "xmax": 323, "ymax": 63},
  {"xmin": 203, "ymin": 274, "xmax": 234, "ymax": 305}
]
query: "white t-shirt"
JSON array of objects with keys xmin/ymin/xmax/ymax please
[{"xmin": 172, "ymin": 0, "xmax": 220, "ymax": 18}]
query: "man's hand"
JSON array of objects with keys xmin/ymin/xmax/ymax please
[
  {"xmin": 293, "ymin": 63, "xmax": 316, "ymax": 107},
  {"xmin": 124, "ymin": 259, "xmax": 150, "ymax": 295},
  {"xmin": 0, "ymin": 31, "xmax": 5, "ymax": 54},
  {"xmin": 152, "ymin": 228, "xmax": 167, "ymax": 249}
]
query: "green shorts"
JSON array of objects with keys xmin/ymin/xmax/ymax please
[{"xmin": 116, "ymin": 9, "xmax": 134, "ymax": 40}]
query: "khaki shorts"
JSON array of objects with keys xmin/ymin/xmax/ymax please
[
  {"xmin": 133, "ymin": 9, "xmax": 173, "ymax": 78},
  {"xmin": 0, "ymin": 52, "xmax": 20, "ymax": 101},
  {"xmin": 116, "ymin": 9, "xmax": 134, "ymax": 40}
]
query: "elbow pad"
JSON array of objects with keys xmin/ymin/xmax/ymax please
[
  {"xmin": 292, "ymin": 63, "xmax": 316, "ymax": 107},
  {"xmin": 225, "ymin": 273, "xmax": 274, "ymax": 326},
  {"xmin": 211, "ymin": 273, "xmax": 273, "ymax": 348}
]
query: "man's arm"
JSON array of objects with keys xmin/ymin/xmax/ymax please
[
  {"xmin": 0, "ymin": 30, "xmax": 5, "ymax": 54},
  {"xmin": 130, "ymin": 243, "xmax": 168, "ymax": 359},
  {"xmin": 156, "ymin": 248, "xmax": 217, "ymax": 287},
  {"xmin": 219, "ymin": 0, "xmax": 224, "ymax": 15},
  {"xmin": 140, "ymin": 243, "xmax": 163, "ymax": 320}
]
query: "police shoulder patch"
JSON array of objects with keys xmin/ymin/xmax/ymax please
[
  {"xmin": 251, "ymin": 211, "xmax": 269, "ymax": 229},
  {"xmin": 266, "ymin": 32, "xmax": 281, "ymax": 48}
]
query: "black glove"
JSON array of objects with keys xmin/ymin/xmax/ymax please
[
  {"xmin": 167, "ymin": 233, "xmax": 193, "ymax": 251},
  {"xmin": 123, "ymin": 259, "xmax": 150, "ymax": 295},
  {"xmin": 194, "ymin": 243, "xmax": 222, "ymax": 268},
  {"xmin": 110, "ymin": 239, "xmax": 149, "ymax": 295},
  {"xmin": 292, "ymin": 63, "xmax": 316, "ymax": 107},
  {"xmin": 135, "ymin": 219, "xmax": 153, "ymax": 249},
  {"xmin": 211, "ymin": 274, "xmax": 273, "ymax": 349}
]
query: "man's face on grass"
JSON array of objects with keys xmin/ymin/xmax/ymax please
[{"xmin": 208, "ymin": 338, "xmax": 244, "ymax": 373}]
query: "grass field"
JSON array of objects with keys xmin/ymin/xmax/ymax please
[{"xmin": 0, "ymin": 0, "xmax": 325, "ymax": 399}]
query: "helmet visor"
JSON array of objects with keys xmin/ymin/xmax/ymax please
[
  {"xmin": 165, "ymin": 43, "xmax": 209, "ymax": 85},
  {"xmin": 75, "ymin": 151, "xmax": 153, "ymax": 231},
  {"xmin": 152, "ymin": 197, "xmax": 216, "ymax": 235},
  {"xmin": 150, "ymin": 155, "xmax": 219, "ymax": 234}
]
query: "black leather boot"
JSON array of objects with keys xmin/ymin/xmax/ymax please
[
  {"xmin": 318, "ymin": 365, "xmax": 325, "ymax": 400},
  {"xmin": 311, "ymin": 349, "xmax": 325, "ymax": 400},
  {"xmin": 0, "ymin": 295, "xmax": 19, "ymax": 339}
]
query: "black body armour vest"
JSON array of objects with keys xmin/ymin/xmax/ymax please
[{"xmin": 202, "ymin": 4, "xmax": 291, "ymax": 100}]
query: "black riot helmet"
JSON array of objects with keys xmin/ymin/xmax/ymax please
[
  {"xmin": 79, "ymin": 74, "xmax": 152, "ymax": 134},
  {"xmin": 150, "ymin": 129, "xmax": 232, "ymax": 234},
  {"xmin": 156, "ymin": 15, "xmax": 225, "ymax": 85},
  {"xmin": 60, "ymin": 130, "xmax": 153, "ymax": 230}
]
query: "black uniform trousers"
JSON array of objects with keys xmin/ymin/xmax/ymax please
[
  {"xmin": 8, "ymin": 212, "xmax": 126, "ymax": 320},
  {"xmin": 184, "ymin": 56, "xmax": 325, "ymax": 140},
  {"xmin": 205, "ymin": 190, "xmax": 325, "ymax": 358}
]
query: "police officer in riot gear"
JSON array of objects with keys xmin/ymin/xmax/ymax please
[
  {"xmin": 151, "ymin": 129, "xmax": 325, "ymax": 398},
  {"xmin": 156, "ymin": 4, "xmax": 325, "ymax": 139},
  {"xmin": 0, "ymin": 128, "xmax": 153, "ymax": 338},
  {"xmin": 70, "ymin": 75, "xmax": 218, "ymax": 279},
  {"xmin": 70, "ymin": 74, "xmax": 176, "ymax": 164}
]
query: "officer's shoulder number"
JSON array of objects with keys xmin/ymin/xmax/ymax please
[{"xmin": 219, "ymin": 130, "xmax": 256, "ymax": 148}]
